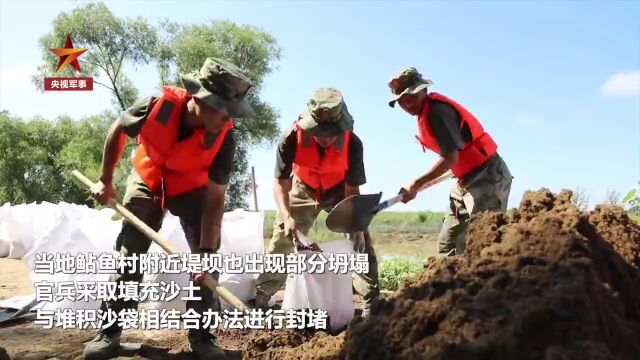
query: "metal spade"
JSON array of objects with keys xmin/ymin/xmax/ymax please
[{"xmin": 326, "ymin": 172, "xmax": 454, "ymax": 233}]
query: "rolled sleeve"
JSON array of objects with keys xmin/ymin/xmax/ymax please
[
  {"xmin": 274, "ymin": 125, "xmax": 297, "ymax": 179},
  {"xmin": 118, "ymin": 95, "xmax": 156, "ymax": 138}
]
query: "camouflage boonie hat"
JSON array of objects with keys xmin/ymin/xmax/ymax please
[
  {"xmin": 298, "ymin": 88, "xmax": 354, "ymax": 138},
  {"xmin": 181, "ymin": 57, "xmax": 255, "ymax": 118},
  {"xmin": 387, "ymin": 67, "xmax": 433, "ymax": 108}
]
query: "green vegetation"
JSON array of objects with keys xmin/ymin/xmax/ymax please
[
  {"xmin": 571, "ymin": 186, "xmax": 589, "ymax": 210},
  {"xmin": 0, "ymin": 1, "xmax": 282, "ymax": 209},
  {"xmin": 0, "ymin": 111, "xmax": 128, "ymax": 207},
  {"xmin": 378, "ymin": 256, "xmax": 424, "ymax": 291},
  {"xmin": 262, "ymin": 210, "xmax": 445, "ymax": 241},
  {"xmin": 623, "ymin": 181, "xmax": 640, "ymax": 217}
]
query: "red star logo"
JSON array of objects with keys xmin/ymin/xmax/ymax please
[{"xmin": 49, "ymin": 35, "xmax": 87, "ymax": 73}]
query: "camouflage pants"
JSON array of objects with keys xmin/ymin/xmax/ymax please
[
  {"xmin": 100, "ymin": 170, "xmax": 219, "ymax": 339},
  {"xmin": 438, "ymin": 154, "xmax": 513, "ymax": 256},
  {"xmin": 255, "ymin": 176, "xmax": 380, "ymax": 310}
]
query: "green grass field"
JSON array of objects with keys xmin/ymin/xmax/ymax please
[
  {"xmin": 262, "ymin": 210, "xmax": 446, "ymax": 242},
  {"xmin": 260, "ymin": 210, "xmax": 640, "ymax": 291}
]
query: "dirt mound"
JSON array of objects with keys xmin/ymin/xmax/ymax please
[
  {"xmin": 338, "ymin": 189, "xmax": 640, "ymax": 360},
  {"xmin": 258, "ymin": 332, "xmax": 344, "ymax": 360},
  {"xmin": 270, "ymin": 188, "xmax": 640, "ymax": 360},
  {"xmin": 241, "ymin": 329, "xmax": 319, "ymax": 359},
  {"xmin": 0, "ymin": 347, "xmax": 9, "ymax": 360}
]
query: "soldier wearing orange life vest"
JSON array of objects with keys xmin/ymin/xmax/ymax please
[
  {"xmin": 388, "ymin": 67, "xmax": 513, "ymax": 257},
  {"xmin": 252, "ymin": 88, "xmax": 380, "ymax": 317},
  {"xmin": 85, "ymin": 58, "xmax": 254, "ymax": 360}
]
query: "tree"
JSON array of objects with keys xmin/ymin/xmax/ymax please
[
  {"xmin": 571, "ymin": 186, "xmax": 589, "ymax": 211},
  {"xmin": 157, "ymin": 19, "xmax": 282, "ymax": 209},
  {"xmin": 603, "ymin": 189, "xmax": 621, "ymax": 205},
  {"xmin": 623, "ymin": 182, "xmax": 640, "ymax": 216},
  {"xmin": 25, "ymin": 3, "xmax": 282, "ymax": 210},
  {"xmin": 0, "ymin": 111, "xmax": 130, "ymax": 206},
  {"xmin": 31, "ymin": 1, "xmax": 158, "ymax": 110}
]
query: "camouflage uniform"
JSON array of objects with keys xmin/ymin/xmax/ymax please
[
  {"xmin": 84, "ymin": 58, "xmax": 254, "ymax": 360},
  {"xmin": 100, "ymin": 171, "xmax": 218, "ymax": 339},
  {"xmin": 438, "ymin": 154, "xmax": 512, "ymax": 256},
  {"xmin": 254, "ymin": 88, "xmax": 379, "ymax": 313},
  {"xmin": 388, "ymin": 67, "xmax": 513, "ymax": 257}
]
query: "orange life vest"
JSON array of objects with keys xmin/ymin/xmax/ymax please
[
  {"xmin": 292, "ymin": 121, "xmax": 351, "ymax": 196},
  {"xmin": 132, "ymin": 85, "xmax": 233, "ymax": 198},
  {"xmin": 416, "ymin": 92, "xmax": 497, "ymax": 178}
]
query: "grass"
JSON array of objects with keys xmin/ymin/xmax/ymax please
[
  {"xmin": 262, "ymin": 210, "xmax": 445, "ymax": 242},
  {"xmin": 378, "ymin": 255, "xmax": 424, "ymax": 291}
]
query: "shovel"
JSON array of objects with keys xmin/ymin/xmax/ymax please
[
  {"xmin": 325, "ymin": 172, "xmax": 454, "ymax": 233},
  {"xmin": 71, "ymin": 170, "xmax": 248, "ymax": 311}
]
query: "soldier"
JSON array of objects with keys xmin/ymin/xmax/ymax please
[
  {"xmin": 388, "ymin": 67, "xmax": 513, "ymax": 256},
  {"xmin": 84, "ymin": 58, "xmax": 254, "ymax": 359},
  {"xmin": 253, "ymin": 88, "xmax": 379, "ymax": 317}
]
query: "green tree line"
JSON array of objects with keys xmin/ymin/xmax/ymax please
[{"xmin": 1, "ymin": 2, "xmax": 281, "ymax": 209}]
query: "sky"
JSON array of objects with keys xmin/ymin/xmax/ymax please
[{"xmin": 1, "ymin": 0, "xmax": 639, "ymax": 212}]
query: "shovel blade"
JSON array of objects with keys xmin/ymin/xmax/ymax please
[{"xmin": 326, "ymin": 193, "xmax": 382, "ymax": 233}]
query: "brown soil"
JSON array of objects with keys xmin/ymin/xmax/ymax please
[
  {"xmin": 241, "ymin": 189, "xmax": 640, "ymax": 359},
  {"xmin": 0, "ymin": 259, "xmax": 34, "ymax": 300},
  {"xmin": 335, "ymin": 189, "xmax": 640, "ymax": 360},
  {"xmin": 2, "ymin": 188, "xmax": 639, "ymax": 359}
]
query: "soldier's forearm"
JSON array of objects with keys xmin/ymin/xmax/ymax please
[
  {"xmin": 345, "ymin": 184, "xmax": 360, "ymax": 198},
  {"xmin": 274, "ymin": 178, "xmax": 292, "ymax": 219},
  {"xmin": 416, "ymin": 158, "xmax": 449, "ymax": 188},
  {"xmin": 100, "ymin": 120, "xmax": 127, "ymax": 184},
  {"xmin": 200, "ymin": 181, "xmax": 226, "ymax": 251}
]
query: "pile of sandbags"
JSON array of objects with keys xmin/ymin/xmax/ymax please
[{"xmin": 0, "ymin": 202, "xmax": 265, "ymax": 312}]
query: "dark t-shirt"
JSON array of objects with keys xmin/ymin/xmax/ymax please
[
  {"xmin": 274, "ymin": 124, "xmax": 366, "ymax": 188},
  {"xmin": 118, "ymin": 94, "xmax": 235, "ymax": 185},
  {"xmin": 427, "ymin": 100, "xmax": 466, "ymax": 155}
]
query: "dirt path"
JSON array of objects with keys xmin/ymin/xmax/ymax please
[
  {"xmin": 0, "ymin": 258, "xmax": 366, "ymax": 360},
  {"xmin": 0, "ymin": 259, "xmax": 34, "ymax": 300},
  {"xmin": 0, "ymin": 233, "xmax": 438, "ymax": 359}
]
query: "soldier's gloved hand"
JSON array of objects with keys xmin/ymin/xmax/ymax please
[{"xmin": 347, "ymin": 231, "xmax": 366, "ymax": 253}]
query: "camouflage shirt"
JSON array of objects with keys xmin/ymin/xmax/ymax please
[
  {"xmin": 118, "ymin": 94, "xmax": 235, "ymax": 185},
  {"xmin": 274, "ymin": 124, "xmax": 366, "ymax": 189}
]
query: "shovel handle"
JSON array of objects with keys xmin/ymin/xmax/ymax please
[
  {"xmin": 375, "ymin": 172, "xmax": 454, "ymax": 213},
  {"xmin": 70, "ymin": 170, "xmax": 247, "ymax": 311}
]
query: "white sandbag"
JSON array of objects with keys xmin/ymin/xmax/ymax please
[
  {"xmin": 281, "ymin": 239, "xmax": 356, "ymax": 331},
  {"xmin": 217, "ymin": 210, "xmax": 264, "ymax": 310},
  {"xmin": 145, "ymin": 213, "xmax": 193, "ymax": 313},
  {"xmin": 1, "ymin": 202, "xmax": 266, "ymax": 315},
  {"xmin": 147, "ymin": 209, "xmax": 265, "ymax": 312},
  {"xmin": 0, "ymin": 203, "xmax": 10, "ymax": 257},
  {"xmin": 2, "ymin": 202, "xmax": 65, "ymax": 259},
  {"xmin": 22, "ymin": 204, "xmax": 118, "ymax": 311},
  {"xmin": 3, "ymin": 202, "xmax": 38, "ymax": 258},
  {"xmin": 0, "ymin": 238, "xmax": 8, "ymax": 258}
]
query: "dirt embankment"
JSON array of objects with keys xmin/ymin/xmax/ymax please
[{"xmin": 250, "ymin": 189, "xmax": 640, "ymax": 360}]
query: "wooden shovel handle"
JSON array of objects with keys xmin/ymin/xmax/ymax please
[{"xmin": 71, "ymin": 170, "xmax": 247, "ymax": 311}]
